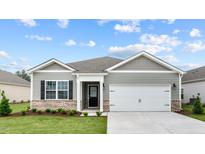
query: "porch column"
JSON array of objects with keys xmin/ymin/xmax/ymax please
[
  {"xmin": 77, "ymin": 76, "xmax": 81, "ymax": 111},
  {"xmin": 100, "ymin": 80, "xmax": 103, "ymax": 112}
]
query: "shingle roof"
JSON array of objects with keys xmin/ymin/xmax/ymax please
[
  {"xmin": 67, "ymin": 56, "xmax": 123, "ymax": 73},
  {"xmin": 0, "ymin": 70, "xmax": 30, "ymax": 87},
  {"xmin": 182, "ymin": 66, "xmax": 205, "ymax": 83}
]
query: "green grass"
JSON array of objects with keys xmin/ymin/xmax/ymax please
[
  {"xmin": 0, "ymin": 116, "xmax": 107, "ymax": 134},
  {"xmin": 10, "ymin": 102, "xmax": 29, "ymax": 113},
  {"xmin": 182, "ymin": 104, "xmax": 205, "ymax": 121}
]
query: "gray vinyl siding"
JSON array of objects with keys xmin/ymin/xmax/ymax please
[
  {"xmin": 33, "ymin": 72, "xmax": 76, "ymax": 100},
  {"xmin": 103, "ymin": 73, "xmax": 179, "ymax": 100},
  {"xmin": 40, "ymin": 63, "xmax": 67, "ymax": 70},
  {"xmin": 114, "ymin": 56, "xmax": 171, "ymax": 71}
]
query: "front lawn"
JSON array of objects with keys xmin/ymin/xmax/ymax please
[
  {"xmin": 0, "ymin": 116, "xmax": 107, "ymax": 134},
  {"xmin": 181, "ymin": 104, "xmax": 205, "ymax": 122},
  {"xmin": 10, "ymin": 102, "xmax": 29, "ymax": 113}
]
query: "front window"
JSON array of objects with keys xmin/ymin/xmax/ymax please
[
  {"xmin": 45, "ymin": 81, "xmax": 68, "ymax": 99},
  {"xmin": 58, "ymin": 81, "xmax": 68, "ymax": 99}
]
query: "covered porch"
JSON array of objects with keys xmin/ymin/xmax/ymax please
[{"xmin": 76, "ymin": 74, "xmax": 105, "ymax": 112}]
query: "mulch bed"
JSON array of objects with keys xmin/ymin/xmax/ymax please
[{"xmin": 1, "ymin": 110, "xmax": 82, "ymax": 117}]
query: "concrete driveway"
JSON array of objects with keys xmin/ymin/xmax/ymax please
[{"xmin": 107, "ymin": 112, "xmax": 205, "ymax": 134}]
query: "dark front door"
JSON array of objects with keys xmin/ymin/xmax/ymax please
[{"xmin": 88, "ymin": 85, "xmax": 98, "ymax": 108}]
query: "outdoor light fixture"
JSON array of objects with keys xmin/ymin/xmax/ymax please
[{"xmin": 173, "ymin": 83, "xmax": 176, "ymax": 87}]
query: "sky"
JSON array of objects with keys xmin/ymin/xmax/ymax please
[{"xmin": 0, "ymin": 19, "xmax": 205, "ymax": 72}]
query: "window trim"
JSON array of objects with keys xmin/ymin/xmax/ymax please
[{"xmin": 45, "ymin": 80, "xmax": 69, "ymax": 100}]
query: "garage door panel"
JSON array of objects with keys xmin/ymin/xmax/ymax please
[{"xmin": 110, "ymin": 85, "xmax": 171, "ymax": 111}]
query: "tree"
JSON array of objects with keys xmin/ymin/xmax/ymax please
[
  {"xmin": 16, "ymin": 69, "xmax": 30, "ymax": 81},
  {"xmin": 192, "ymin": 96, "xmax": 204, "ymax": 114},
  {"xmin": 0, "ymin": 90, "xmax": 12, "ymax": 116}
]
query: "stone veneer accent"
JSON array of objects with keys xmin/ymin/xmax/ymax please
[
  {"xmin": 31, "ymin": 100, "xmax": 77, "ymax": 110},
  {"xmin": 103, "ymin": 100, "xmax": 110, "ymax": 112},
  {"xmin": 171, "ymin": 99, "xmax": 181, "ymax": 111}
]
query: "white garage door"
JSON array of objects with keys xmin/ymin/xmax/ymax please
[{"xmin": 109, "ymin": 84, "xmax": 171, "ymax": 111}]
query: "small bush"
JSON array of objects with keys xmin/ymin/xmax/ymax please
[
  {"xmin": 0, "ymin": 91, "xmax": 12, "ymax": 116},
  {"xmin": 32, "ymin": 108, "xmax": 37, "ymax": 113},
  {"xmin": 51, "ymin": 110, "xmax": 56, "ymax": 114},
  {"xmin": 27, "ymin": 106, "xmax": 30, "ymax": 111},
  {"xmin": 37, "ymin": 110, "xmax": 42, "ymax": 114},
  {"xmin": 192, "ymin": 96, "xmax": 204, "ymax": 114},
  {"xmin": 21, "ymin": 110, "xmax": 26, "ymax": 116},
  {"xmin": 69, "ymin": 110, "xmax": 75, "ymax": 116},
  {"xmin": 83, "ymin": 112, "xmax": 88, "ymax": 117},
  {"xmin": 96, "ymin": 111, "xmax": 102, "ymax": 117},
  {"xmin": 71, "ymin": 109, "xmax": 77, "ymax": 114},
  {"xmin": 57, "ymin": 108, "xmax": 63, "ymax": 113},
  {"xmin": 20, "ymin": 100, "xmax": 24, "ymax": 103},
  {"xmin": 61, "ymin": 109, "xmax": 67, "ymax": 114},
  {"xmin": 45, "ymin": 108, "xmax": 51, "ymax": 113}
]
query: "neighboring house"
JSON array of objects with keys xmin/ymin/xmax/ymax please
[
  {"xmin": 182, "ymin": 66, "xmax": 205, "ymax": 104},
  {"xmin": 28, "ymin": 51, "xmax": 184, "ymax": 112},
  {"xmin": 0, "ymin": 70, "xmax": 30, "ymax": 102}
]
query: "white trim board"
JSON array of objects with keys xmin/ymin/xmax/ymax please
[
  {"xmin": 36, "ymin": 70, "xmax": 73, "ymax": 73},
  {"xmin": 28, "ymin": 59, "xmax": 76, "ymax": 73},
  {"xmin": 105, "ymin": 51, "xmax": 185, "ymax": 74},
  {"xmin": 108, "ymin": 70, "xmax": 176, "ymax": 73}
]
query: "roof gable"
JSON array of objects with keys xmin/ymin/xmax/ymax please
[
  {"xmin": 106, "ymin": 51, "xmax": 184, "ymax": 74},
  {"xmin": 114, "ymin": 55, "xmax": 171, "ymax": 71},
  {"xmin": 28, "ymin": 59, "xmax": 76, "ymax": 73}
]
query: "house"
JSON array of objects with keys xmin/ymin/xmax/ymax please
[
  {"xmin": 28, "ymin": 51, "xmax": 184, "ymax": 112},
  {"xmin": 182, "ymin": 66, "xmax": 205, "ymax": 104},
  {"xmin": 0, "ymin": 70, "xmax": 30, "ymax": 102}
]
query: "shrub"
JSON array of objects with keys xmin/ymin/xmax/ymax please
[
  {"xmin": 71, "ymin": 109, "xmax": 77, "ymax": 114},
  {"xmin": 57, "ymin": 108, "xmax": 63, "ymax": 113},
  {"xmin": 37, "ymin": 110, "xmax": 42, "ymax": 114},
  {"xmin": 27, "ymin": 106, "xmax": 30, "ymax": 111},
  {"xmin": 69, "ymin": 110, "xmax": 75, "ymax": 116},
  {"xmin": 45, "ymin": 108, "xmax": 51, "ymax": 113},
  {"xmin": 0, "ymin": 91, "xmax": 12, "ymax": 116},
  {"xmin": 83, "ymin": 112, "xmax": 88, "ymax": 117},
  {"xmin": 96, "ymin": 111, "xmax": 102, "ymax": 117},
  {"xmin": 32, "ymin": 108, "xmax": 37, "ymax": 113},
  {"xmin": 21, "ymin": 110, "xmax": 26, "ymax": 116},
  {"xmin": 192, "ymin": 96, "xmax": 204, "ymax": 114},
  {"xmin": 61, "ymin": 109, "xmax": 67, "ymax": 114},
  {"xmin": 51, "ymin": 110, "xmax": 56, "ymax": 114}
]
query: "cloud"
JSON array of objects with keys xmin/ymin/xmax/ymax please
[
  {"xmin": 162, "ymin": 19, "xmax": 176, "ymax": 24},
  {"xmin": 108, "ymin": 33, "xmax": 181, "ymax": 57},
  {"xmin": 1, "ymin": 63, "xmax": 32, "ymax": 71},
  {"xmin": 57, "ymin": 19, "xmax": 69, "ymax": 28},
  {"xmin": 9, "ymin": 61, "xmax": 18, "ymax": 66},
  {"xmin": 18, "ymin": 19, "xmax": 37, "ymax": 27},
  {"xmin": 140, "ymin": 34, "xmax": 181, "ymax": 47},
  {"xmin": 97, "ymin": 19, "xmax": 113, "ymax": 26},
  {"xmin": 109, "ymin": 44, "xmax": 171, "ymax": 56},
  {"xmin": 190, "ymin": 28, "xmax": 201, "ymax": 37},
  {"xmin": 65, "ymin": 39, "xmax": 77, "ymax": 46},
  {"xmin": 97, "ymin": 20, "xmax": 141, "ymax": 33},
  {"xmin": 82, "ymin": 40, "xmax": 96, "ymax": 47},
  {"xmin": 25, "ymin": 35, "xmax": 52, "ymax": 41},
  {"xmin": 159, "ymin": 55, "xmax": 179, "ymax": 63},
  {"xmin": 0, "ymin": 51, "xmax": 9, "ymax": 58},
  {"xmin": 179, "ymin": 63, "xmax": 203, "ymax": 70},
  {"xmin": 184, "ymin": 40, "xmax": 205, "ymax": 53},
  {"xmin": 173, "ymin": 29, "xmax": 180, "ymax": 34},
  {"xmin": 114, "ymin": 20, "xmax": 141, "ymax": 33},
  {"xmin": 18, "ymin": 57, "xmax": 28, "ymax": 62}
]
